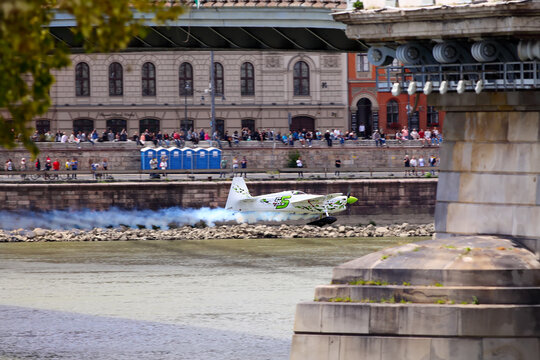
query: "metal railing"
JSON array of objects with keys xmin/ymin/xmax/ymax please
[{"xmin": 376, "ymin": 61, "xmax": 540, "ymax": 93}]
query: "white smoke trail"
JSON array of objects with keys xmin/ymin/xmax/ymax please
[{"xmin": 0, "ymin": 208, "xmax": 317, "ymax": 230}]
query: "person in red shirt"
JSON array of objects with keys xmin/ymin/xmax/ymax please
[{"xmin": 52, "ymin": 159, "xmax": 60, "ymax": 171}]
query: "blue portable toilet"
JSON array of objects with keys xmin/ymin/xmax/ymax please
[
  {"xmin": 140, "ymin": 147, "xmax": 157, "ymax": 170},
  {"xmin": 169, "ymin": 147, "xmax": 182, "ymax": 170},
  {"xmin": 194, "ymin": 148, "xmax": 209, "ymax": 169},
  {"xmin": 182, "ymin": 147, "xmax": 195, "ymax": 170},
  {"xmin": 156, "ymin": 147, "xmax": 169, "ymax": 168},
  {"xmin": 207, "ymin": 147, "xmax": 222, "ymax": 169}
]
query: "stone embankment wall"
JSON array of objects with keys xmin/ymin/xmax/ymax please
[
  {"xmin": 0, "ymin": 179, "xmax": 437, "ymax": 214},
  {"xmin": 0, "ymin": 142, "xmax": 440, "ymax": 171}
]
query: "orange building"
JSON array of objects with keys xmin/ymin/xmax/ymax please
[{"xmin": 347, "ymin": 53, "xmax": 445, "ymax": 138}]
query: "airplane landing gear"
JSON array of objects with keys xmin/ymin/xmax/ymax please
[{"xmin": 307, "ymin": 216, "xmax": 337, "ymax": 227}]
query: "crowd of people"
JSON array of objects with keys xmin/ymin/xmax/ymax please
[
  {"xmin": 403, "ymin": 154, "xmax": 439, "ymax": 177},
  {"xmin": 28, "ymin": 125, "xmax": 442, "ymax": 150}
]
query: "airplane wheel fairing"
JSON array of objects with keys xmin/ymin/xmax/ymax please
[{"xmin": 307, "ymin": 216, "xmax": 337, "ymax": 227}]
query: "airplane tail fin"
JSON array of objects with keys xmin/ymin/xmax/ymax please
[{"xmin": 225, "ymin": 177, "xmax": 252, "ymax": 211}]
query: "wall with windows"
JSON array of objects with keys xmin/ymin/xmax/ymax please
[
  {"xmin": 347, "ymin": 53, "xmax": 445, "ymax": 137},
  {"xmin": 40, "ymin": 51, "xmax": 348, "ymax": 137}
]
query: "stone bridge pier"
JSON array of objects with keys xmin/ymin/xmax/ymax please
[{"xmin": 290, "ymin": 1, "xmax": 540, "ymax": 359}]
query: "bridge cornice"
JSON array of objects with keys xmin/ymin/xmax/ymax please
[{"xmin": 333, "ymin": 0, "xmax": 540, "ymax": 41}]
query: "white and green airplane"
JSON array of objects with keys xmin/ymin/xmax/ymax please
[{"xmin": 225, "ymin": 177, "xmax": 358, "ymax": 226}]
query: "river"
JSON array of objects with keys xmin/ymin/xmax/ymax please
[{"xmin": 0, "ymin": 237, "xmax": 417, "ymax": 360}]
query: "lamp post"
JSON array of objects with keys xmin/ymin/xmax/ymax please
[
  {"xmin": 210, "ymin": 50, "xmax": 216, "ymax": 139},
  {"xmin": 184, "ymin": 80, "xmax": 191, "ymax": 131}
]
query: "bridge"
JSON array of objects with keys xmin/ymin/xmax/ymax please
[{"xmin": 49, "ymin": 0, "xmax": 367, "ymax": 52}]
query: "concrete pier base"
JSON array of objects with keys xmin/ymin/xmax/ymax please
[{"xmin": 289, "ymin": 92, "xmax": 540, "ymax": 359}]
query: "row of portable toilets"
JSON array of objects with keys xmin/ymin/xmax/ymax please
[{"xmin": 140, "ymin": 147, "xmax": 222, "ymax": 170}]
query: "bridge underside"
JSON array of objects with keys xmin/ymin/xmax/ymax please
[{"xmin": 50, "ymin": 8, "xmax": 367, "ymax": 52}]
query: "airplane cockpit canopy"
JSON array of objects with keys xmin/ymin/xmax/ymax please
[{"xmin": 292, "ymin": 191, "xmax": 305, "ymax": 195}]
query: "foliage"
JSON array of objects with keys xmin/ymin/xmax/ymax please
[
  {"xmin": 0, "ymin": 0, "xmax": 185, "ymax": 158},
  {"xmin": 353, "ymin": 1, "xmax": 364, "ymax": 10},
  {"xmin": 286, "ymin": 150, "xmax": 300, "ymax": 168}
]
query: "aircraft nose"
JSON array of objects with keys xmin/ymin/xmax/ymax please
[{"xmin": 347, "ymin": 196, "xmax": 358, "ymax": 204}]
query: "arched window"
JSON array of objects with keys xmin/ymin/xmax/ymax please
[
  {"xmin": 73, "ymin": 119, "xmax": 94, "ymax": 135},
  {"xmin": 293, "ymin": 61, "xmax": 310, "ymax": 96},
  {"xmin": 241, "ymin": 119, "xmax": 255, "ymax": 134},
  {"xmin": 75, "ymin": 62, "xmax": 90, "ymax": 96},
  {"xmin": 240, "ymin": 62, "xmax": 254, "ymax": 96},
  {"xmin": 139, "ymin": 118, "xmax": 160, "ymax": 134},
  {"xmin": 142, "ymin": 62, "xmax": 156, "ymax": 96},
  {"xmin": 179, "ymin": 62, "xmax": 193, "ymax": 96},
  {"xmin": 181, "ymin": 119, "xmax": 194, "ymax": 132},
  {"xmin": 215, "ymin": 119, "xmax": 225, "ymax": 136},
  {"xmin": 213, "ymin": 62, "xmax": 224, "ymax": 97},
  {"xmin": 106, "ymin": 119, "xmax": 127, "ymax": 135},
  {"xmin": 36, "ymin": 119, "xmax": 50, "ymax": 134},
  {"xmin": 386, "ymin": 100, "xmax": 399, "ymax": 126},
  {"xmin": 109, "ymin": 62, "xmax": 123, "ymax": 96}
]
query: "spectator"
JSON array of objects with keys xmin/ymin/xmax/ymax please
[
  {"xmin": 324, "ymin": 130, "xmax": 332, "ymax": 147},
  {"xmin": 240, "ymin": 156, "xmax": 247, "ymax": 178},
  {"xmin": 20, "ymin": 158, "xmax": 27, "ymax": 179},
  {"xmin": 395, "ymin": 131, "xmax": 403, "ymax": 144},
  {"xmin": 159, "ymin": 157, "xmax": 168, "ymax": 178},
  {"xmin": 45, "ymin": 156, "xmax": 52, "ymax": 171},
  {"xmin": 335, "ymin": 158, "xmax": 341, "ymax": 177},
  {"xmin": 35, "ymin": 158, "xmax": 41, "ymax": 171},
  {"xmin": 432, "ymin": 127, "xmax": 441, "ymax": 146},
  {"xmin": 296, "ymin": 156, "xmax": 304, "ymax": 178},
  {"xmin": 71, "ymin": 158, "xmax": 78, "ymax": 179},
  {"xmin": 91, "ymin": 162, "xmax": 101, "ymax": 179},
  {"xmin": 401, "ymin": 126, "xmax": 409, "ymax": 141},
  {"xmin": 220, "ymin": 157, "xmax": 228, "ymax": 178},
  {"xmin": 379, "ymin": 129, "xmax": 387, "ymax": 147},
  {"xmin": 404, "ymin": 155, "xmax": 411, "ymax": 176},
  {"xmin": 107, "ymin": 130, "xmax": 115, "ymax": 142},
  {"xmin": 429, "ymin": 155, "xmax": 438, "ymax": 175},
  {"xmin": 306, "ymin": 131, "xmax": 313, "ymax": 147},
  {"xmin": 52, "ymin": 159, "xmax": 60, "ymax": 179},
  {"xmin": 149, "ymin": 157, "xmax": 158, "ymax": 179},
  {"xmin": 410, "ymin": 128, "xmax": 419, "ymax": 140},
  {"xmin": 212, "ymin": 130, "xmax": 222, "ymax": 149},
  {"xmin": 5, "ymin": 159, "xmax": 13, "ymax": 177},
  {"xmin": 373, "ymin": 129, "xmax": 381, "ymax": 147},
  {"xmin": 424, "ymin": 128, "xmax": 432, "ymax": 147},
  {"xmin": 232, "ymin": 156, "xmax": 239, "ymax": 177},
  {"xmin": 120, "ymin": 129, "xmax": 128, "ymax": 141},
  {"xmin": 101, "ymin": 159, "xmax": 108, "ymax": 171},
  {"xmin": 410, "ymin": 156, "xmax": 418, "ymax": 176},
  {"xmin": 60, "ymin": 132, "xmax": 68, "ymax": 143},
  {"xmin": 418, "ymin": 156, "xmax": 425, "ymax": 176},
  {"xmin": 233, "ymin": 131, "xmax": 239, "ymax": 146}
]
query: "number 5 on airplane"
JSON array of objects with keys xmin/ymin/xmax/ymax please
[{"xmin": 225, "ymin": 177, "xmax": 358, "ymax": 226}]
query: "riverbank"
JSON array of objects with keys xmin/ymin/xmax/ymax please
[{"xmin": 0, "ymin": 223, "xmax": 434, "ymax": 242}]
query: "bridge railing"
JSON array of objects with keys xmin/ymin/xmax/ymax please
[{"xmin": 376, "ymin": 61, "xmax": 540, "ymax": 93}]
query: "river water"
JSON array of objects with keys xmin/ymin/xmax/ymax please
[{"xmin": 0, "ymin": 237, "xmax": 416, "ymax": 360}]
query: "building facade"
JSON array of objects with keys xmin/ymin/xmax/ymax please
[
  {"xmin": 33, "ymin": 51, "xmax": 349, "ymax": 137},
  {"xmin": 348, "ymin": 53, "xmax": 445, "ymax": 138}
]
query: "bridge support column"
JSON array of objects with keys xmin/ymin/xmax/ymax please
[
  {"xmin": 290, "ymin": 91, "xmax": 540, "ymax": 360},
  {"xmin": 432, "ymin": 91, "xmax": 540, "ymax": 256}
]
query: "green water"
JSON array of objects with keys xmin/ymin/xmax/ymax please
[{"xmin": 0, "ymin": 237, "xmax": 419, "ymax": 360}]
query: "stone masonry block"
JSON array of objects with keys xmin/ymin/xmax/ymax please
[
  {"xmin": 482, "ymin": 337, "xmax": 540, "ymax": 360},
  {"xmin": 507, "ymin": 111, "xmax": 539, "ymax": 143},
  {"xmin": 470, "ymin": 143, "xmax": 539, "ymax": 173},
  {"xmin": 460, "ymin": 306, "xmax": 540, "ymax": 337},
  {"xmin": 339, "ymin": 336, "xmax": 382, "ymax": 360},
  {"xmin": 445, "ymin": 203, "xmax": 513, "ymax": 236},
  {"xmin": 436, "ymin": 172, "xmax": 460, "ymax": 202},
  {"xmin": 294, "ymin": 303, "xmax": 322, "ymax": 332},
  {"xmin": 451, "ymin": 142, "xmax": 472, "ymax": 172},
  {"xmin": 320, "ymin": 303, "xmax": 370, "ymax": 334},
  {"xmin": 290, "ymin": 334, "xmax": 340, "ymax": 360},
  {"xmin": 398, "ymin": 305, "xmax": 459, "ymax": 336},
  {"xmin": 430, "ymin": 338, "xmax": 482, "ymax": 360},
  {"xmin": 380, "ymin": 337, "xmax": 431, "ymax": 360},
  {"xmin": 512, "ymin": 205, "xmax": 540, "ymax": 238},
  {"xmin": 369, "ymin": 304, "xmax": 399, "ymax": 334},
  {"xmin": 466, "ymin": 112, "xmax": 508, "ymax": 142},
  {"xmin": 459, "ymin": 173, "xmax": 537, "ymax": 205}
]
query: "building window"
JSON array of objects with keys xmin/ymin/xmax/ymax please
[
  {"xmin": 75, "ymin": 62, "xmax": 90, "ymax": 96},
  {"xmin": 241, "ymin": 119, "xmax": 255, "ymax": 134},
  {"xmin": 73, "ymin": 119, "xmax": 94, "ymax": 135},
  {"xmin": 213, "ymin": 62, "xmax": 224, "ymax": 97},
  {"xmin": 139, "ymin": 118, "xmax": 160, "ymax": 134},
  {"xmin": 293, "ymin": 61, "xmax": 310, "ymax": 96},
  {"xmin": 181, "ymin": 119, "xmax": 194, "ymax": 132},
  {"xmin": 109, "ymin": 62, "xmax": 123, "ymax": 96},
  {"xmin": 142, "ymin": 62, "xmax": 156, "ymax": 96},
  {"xmin": 356, "ymin": 54, "xmax": 370, "ymax": 72},
  {"xmin": 240, "ymin": 62, "xmax": 254, "ymax": 96},
  {"xmin": 106, "ymin": 119, "xmax": 127, "ymax": 135},
  {"xmin": 386, "ymin": 100, "xmax": 399, "ymax": 126},
  {"xmin": 36, "ymin": 119, "xmax": 50, "ymax": 134},
  {"xmin": 427, "ymin": 106, "xmax": 439, "ymax": 127},
  {"xmin": 216, "ymin": 119, "xmax": 225, "ymax": 136},
  {"xmin": 179, "ymin": 62, "xmax": 193, "ymax": 96}
]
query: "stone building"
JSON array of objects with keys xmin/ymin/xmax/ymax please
[{"xmin": 35, "ymin": 51, "xmax": 348, "ymax": 137}]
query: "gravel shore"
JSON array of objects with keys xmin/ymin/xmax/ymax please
[{"xmin": 0, "ymin": 223, "xmax": 434, "ymax": 242}]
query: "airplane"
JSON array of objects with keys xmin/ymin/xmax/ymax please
[{"xmin": 225, "ymin": 177, "xmax": 358, "ymax": 226}]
